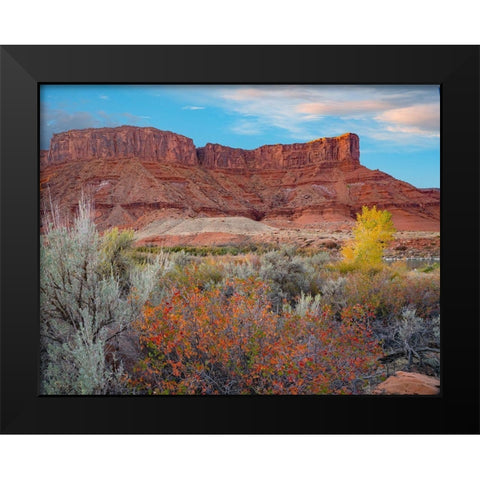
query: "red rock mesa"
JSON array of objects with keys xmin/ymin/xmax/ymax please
[{"xmin": 40, "ymin": 126, "xmax": 440, "ymax": 233}]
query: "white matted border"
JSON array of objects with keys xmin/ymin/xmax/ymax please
[
  {"xmin": 0, "ymin": 0, "xmax": 479, "ymax": 44},
  {"xmin": 2, "ymin": 435, "xmax": 480, "ymax": 479}
]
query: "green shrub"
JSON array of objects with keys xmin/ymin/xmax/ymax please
[{"xmin": 419, "ymin": 262, "xmax": 440, "ymax": 273}]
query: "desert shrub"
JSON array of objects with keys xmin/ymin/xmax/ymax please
[
  {"xmin": 196, "ymin": 260, "xmax": 225, "ymax": 289},
  {"xmin": 337, "ymin": 267, "xmax": 440, "ymax": 369},
  {"xmin": 291, "ymin": 292, "xmax": 323, "ymax": 316},
  {"xmin": 129, "ymin": 249, "xmax": 153, "ymax": 265},
  {"xmin": 99, "ymin": 227, "xmax": 135, "ymax": 293},
  {"xmin": 134, "ymin": 244, "xmax": 166, "ymax": 255},
  {"xmin": 304, "ymin": 251, "xmax": 332, "ymax": 268},
  {"xmin": 419, "ymin": 262, "xmax": 440, "ymax": 273},
  {"xmin": 335, "ymin": 261, "xmax": 360, "ymax": 274},
  {"xmin": 130, "ymin": 251, "xmax": 173, "ymax": 304},
  {"xmin": 394, "ymin": 307, "xmax": 439, "ymax": 349},
  {"xmin": 337, "ymin": 265, "xmax": 438, "ymax": 321},
  {"xmin": 222, "ymin": 254, "xmax": 261, "ymax": 280},
  {"xmin": 387, "ymin": 260, "xmax": 409, "ymax": 276},
  {"xmin": 129, "ymin": 277, "xmax": 382, "ymax": 394},
  {"xmin": 40, "ymin": 199, "xmax": 169, "ymax": 394},
  {"xmin": 165, "ymin": 257, "xmax": 225, "ymax": 291},
  {"xmin": 378, "ymin": 307, "xmax": 440, "ymax": 372},
  {"xmin": 152, "ymin": 245, "xmax": 253, "ymax": 257},
  {"xmin": 317, "ymin": 276, "xmax": 348, "ymax": 314},
  {"xmin": 259, "ymin": 248, "xmax": 321, "ymax": 311},
  {"xmin": 171, "ymin": 249, "xmax": 196, "ymax": 268}
]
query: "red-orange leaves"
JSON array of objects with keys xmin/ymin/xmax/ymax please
[{"xmin": 129, "ymin": 278, "xmax": 381, "ymax": 395}]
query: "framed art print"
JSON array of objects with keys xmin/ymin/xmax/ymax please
[{"xmin": 1, "ymin": 45, "xmax": 478, "ymax": 433}]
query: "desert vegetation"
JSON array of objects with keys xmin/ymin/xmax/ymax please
[{"xmin": 40, "ymin": 203, "xmax": 440, "ymax": 395}]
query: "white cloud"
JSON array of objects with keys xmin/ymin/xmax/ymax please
[
  {"xmin": 230, "ymin": 120, "xmax": 263, "ymax": 136},
  {"xmin": 375, "ymin": 103, "xmax": 439, "ymax": 135},
  {"xmin": 296, "ymin": 100, "xmax": 389, "ymax": 117},
  {"xmin": 182, "ymin": 105, "xmax": 205, "ymax": 110},
  {"xmin": 99, "ymin": 95, "xmax": 109, "ymax": 100},
  {"xmin": 145, "ymin": 84, "xmax": 439, "ymax": 144},
  {"xmin": 209, "ymin": 85, "xmax": 440, "ymax": 144}
]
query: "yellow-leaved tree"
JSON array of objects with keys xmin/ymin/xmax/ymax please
[{"xmin": 341, "ymin": 205, "xmax": 396, "ymax": 268}]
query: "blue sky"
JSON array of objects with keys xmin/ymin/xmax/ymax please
[{"xmin": 40, "ymin": 85, "xmax": 440, "ymax": 188}]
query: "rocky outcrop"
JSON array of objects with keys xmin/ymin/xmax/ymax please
[
  {"xmin": 45, "ymin": 126, "xmax": 198, "ymax": 166},
  {"xmin": 197, "ymin": 133, "xmax": 360, "ymax": 171},
  {"xmin": 40, "ymin": 149, "xmax": 49, "ymax": 167},
  {"xmin": 373, "ymin": 372, "xmax": 440, "ymax": 395},
  {"xmin": 40, "ymin": 126, "xmax": 440, "ymax": 232}
]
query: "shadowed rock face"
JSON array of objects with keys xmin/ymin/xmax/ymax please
[{"xmin": 40, "ymin": 126, "xmax": 440, "ymax": 232}]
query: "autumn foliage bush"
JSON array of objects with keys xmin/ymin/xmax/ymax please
[
  {"xmin": 128, "ymin": 277, "xmax": 382, "ymax": 395},
  {"xmin": 341, "ymin": 205, "xmax": 396, "ymax": 270}
]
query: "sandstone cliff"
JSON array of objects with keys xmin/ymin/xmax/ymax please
[
  {"xmin": 44, "ymin": 126, "xmax": 198, "ymax": 166},
  {"xmin": 196, "ymin": 133, "xmax": 359, "ymax": 171},
  {"xmin": 40, "ymin": 126, "xmax": 440, "ymax": 232}
]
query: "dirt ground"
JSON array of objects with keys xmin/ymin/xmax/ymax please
[{"xmin": 133, "ymin": 216, "xmax": 440, "ymax": 258}]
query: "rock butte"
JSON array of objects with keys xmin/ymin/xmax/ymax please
[{"xmin": 40, "ymin": 126, "xmax": 440, "ymax": 235}]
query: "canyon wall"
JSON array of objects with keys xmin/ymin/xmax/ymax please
[{"xmin": 40, "ymin": 126, "xmax": 440, "ymax": 232}]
